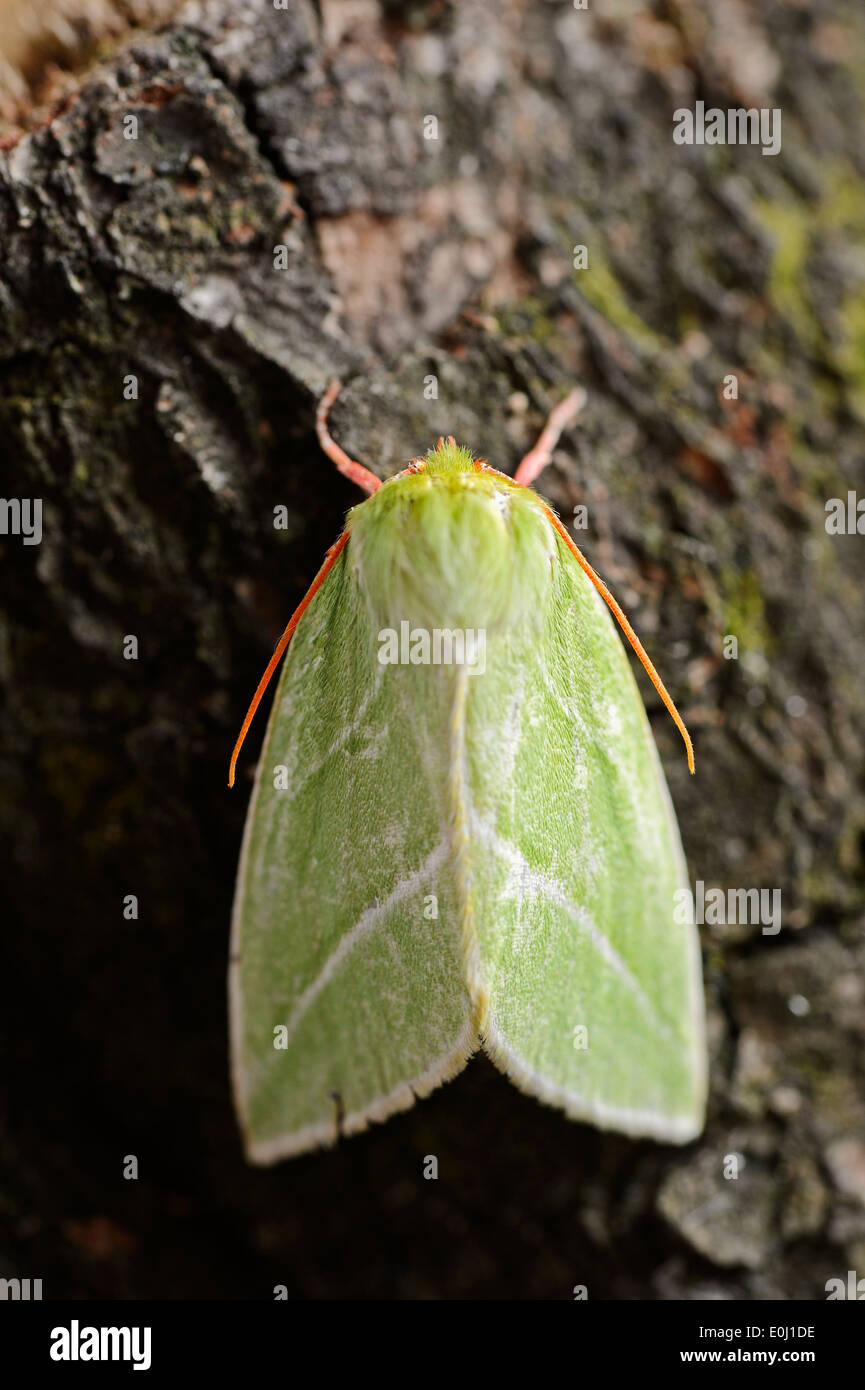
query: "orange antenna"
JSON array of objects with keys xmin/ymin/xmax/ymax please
[
  {"xmin": 316, "ymin": 380, "xmax": 382, "ymax": 496},
  {"xmin": 514, "ymin": 388, "xmax": 586, "ymax": 487},
  {"xmin": 228, "ymin": 530, "xmax": 351, "ymax": 787},
  {"xmin": 543, "ymin": 507, "xmax": 695, "ymax": 773}
]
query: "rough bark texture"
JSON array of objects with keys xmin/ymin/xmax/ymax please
[{"xmin": 2, "ymin": 0, "xmax": 864, "ymax": 1299}]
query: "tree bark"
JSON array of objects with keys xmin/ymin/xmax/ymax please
[{"xmin": 2, "ymin": 0, "xmax": 864, "ymax": 1299}]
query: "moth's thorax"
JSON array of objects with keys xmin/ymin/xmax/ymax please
[{"xmin": 346, "ymin": 461, "xmax": 560, "ymax": 633}]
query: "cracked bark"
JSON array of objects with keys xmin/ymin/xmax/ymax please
[{"xmin": 1, "ymin": 0, "xmax": 864, "ymax": 1299}]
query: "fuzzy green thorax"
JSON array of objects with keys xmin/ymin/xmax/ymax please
[{"xmin": 345, "ymin": 457, "xmax": 554, "ymax": 634}]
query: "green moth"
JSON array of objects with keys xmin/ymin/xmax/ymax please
[{"xmin": 229, "ymin": 382, "xmax": 706, "ymax": 1163}]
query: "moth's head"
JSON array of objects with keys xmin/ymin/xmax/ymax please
[{"xmin": 421, "ymin": 437, "xmax": 478, "ymax": 476}]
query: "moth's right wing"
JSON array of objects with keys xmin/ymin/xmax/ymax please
[{"xmin": 470, "ymin": 528, "xmax": 707, "ymax": 1142}]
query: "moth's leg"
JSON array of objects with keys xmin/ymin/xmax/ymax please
[
  {"xmin": 513, "ymin": 387, "xmax": 586, "ymax": 487},
  {"xmin": 316, "ymin": 379, "xmax": 382, "ymax": 496}
]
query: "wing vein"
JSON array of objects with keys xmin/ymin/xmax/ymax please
[
  {"xmin": 282, "ymin": 837, "xmax": 449, "ymax": 1043},
  {"xmin": 469, "ymin": 813, "xmax": 675, "ymax": 1041}
]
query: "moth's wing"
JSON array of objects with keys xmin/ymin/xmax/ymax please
[
  {"xmin": 230, "ymin": 545, "xmax": 474, "ymax": 1164},
  {"xmin": 470, "ymin": 530, "xmax": 707, "ymax": 1142}
]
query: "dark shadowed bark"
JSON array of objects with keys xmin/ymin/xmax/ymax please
[{"xmin": 1, "ymin": 0, "xmax": 864, "ymax": 1299}]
